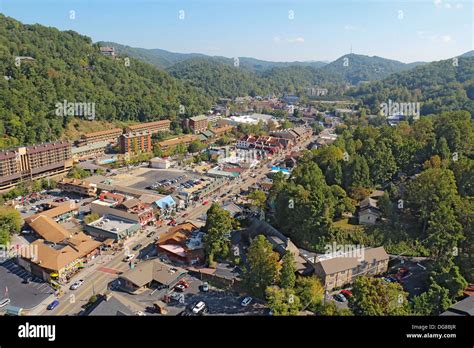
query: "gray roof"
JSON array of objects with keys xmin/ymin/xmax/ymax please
[
  {"xmin": 315, "ymin": 247, "xmax": 389, "ymax": 275},
  {"xmin": 88, "ymin": 294, "xmax": 134, "ymax": 316},
  {"xmin": 120, "ymin": 259, "xmax": 187, "ymax": 288},
  {"xmin": 440, "ymin": 296, "xmax": 474, "ymax": 316}
]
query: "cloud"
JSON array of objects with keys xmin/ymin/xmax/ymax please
[
  {"xmin": 417, "ymin": 31, "xmax": 453, "ymax": 44},
  {"xmin": 273, "ymin": 36, "xmax": 305, "ymax": 44},
  {"xmin": 434, "ymin": 0, "xmax": 442, "ymax": 6},
  {"xmin": 344, "ymin": 25, "xmax": 357, "ymax": 31},
  {"xmin": 456, "ymin": 3, "xmax": 463, "ymax": 8},
  {"xmin": 445, "ymin": 3, "xmax": 451, "ymax": 8}
]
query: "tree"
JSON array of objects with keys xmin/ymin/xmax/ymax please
[
  {"xmin": 188, "ymin": 140, "xmax": 204, "ymax": 154},
  {"xmin": 84, "ymin": 213, "xmax": 100, "ymax": 224},
  {"xmin": 350, "ymin": 276, "xmax": 410, "ymax": 315},
  {"xmin": 412, "ymin": 283, "xmax": 452, "ymax": 315},
  {"xmin": 430, "ymin": 262, "xmax": 468, "ymax": 300},
  {"xmin": 265, "ymin": 286, "xmax": 301, "ymax": 316},
  {"xmin": 314, "ymin": 301, "xmax": 353, "ymax": 316},
  {"xmin": 247, "ymin": 189, "xmax": 267, "ymax": 210},
  {"xmin": 294, "ymin": 276, "xmax": 324, "ymax": 310},
  {"xmin": 280, "ymin": 251, "xmax": 296, "ymax": 289},
  {"xmin": 244, "ymin": 235, "xmax": 281, "ymax": 298},
  {"xmin": 203, "ymin": 204, "xmax": 233, "ymax": 264}
]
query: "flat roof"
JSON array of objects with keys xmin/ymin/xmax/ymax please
[{"xmin": 88, "ymin": 215, "xmax": 139, "ymax": 234}]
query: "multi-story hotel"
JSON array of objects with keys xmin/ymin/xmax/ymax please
[
  {"xmin": 0, "ymin": 141, "xmax": 73, "ymax": 192},
  {"xmin": 188, "ymin": 115, "xmax": 209, "ymax": 134},
  {"xmin": 124, "ymin": 120, "xmax": 171, "ymax": 135},
  {"xmin": 119, "ymin": 131, "xmax": 153, "ymax": 154},
  {"xmin": 76, "ymin": 128, "xmax": 122, "ymax": 146}
]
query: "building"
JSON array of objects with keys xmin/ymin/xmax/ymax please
[
  {"xmin": 188, "ymin": 115, "xmax": 209, "ymax": 134},
  {"xmin": 28, "ymin": 215, "xmax": 73, "ymax": 243},
  {"xmin": 76, "ymin": 129, "xmax": 122, "ymax": 146},
  {"xmin": 156, "ymin": 222, "xmax": 204, "ymax": 265},
  {"xmin": 222, "ymin": 113, "xmax": 275, "ymax": 126},
  {"xmin": 153, "ymin": 195, "xmax": 176, "ymax": 218},
  {"xmin": 99, "ymin": 46, "xmax": 116, "ymax": 57},
  {"xmin": 18, "ymin": 232, "xmax": 101, "ymax": 283},
  {"xmin": 87, "ymin": 293, "xmax": 135, "ymax": 316},
  {"xmin": 149, "ymin": 157, "xmax": 171, "ymax": 169},
  {"xmin": 118, "ymin": 259, "xmax": 187, "ymax": 294},
  {"xmin": 124, "ymin": 120, "xmax": 171, "ymax": 135},
  {"xmin": 209, "ymin": 125, "xmax": 235, "ymax": 137},
  {"xmin": 313, "ymin": 246, "xmax": 389, "ymax": 290},
  {"xmin": 440, "ymin": 296, "xmax": 474, "ymax": 316},
  {"xmin": 0, "ymin": 141, "xmax": 73, "ymax": 193},
  {"xmin": 84, "ymin": 214, "xmax": 141, "ymax": 241},
  {"xmin": 358, "ymin": 197, "xmax": 381, "ymax": 225},
  {"xmin": 25, "ymin": 202, "xmax": 79, "ymax": 225},
  {"xmin": 281, "ymin": 95, "xmax": 299, "ymax": 104},
  {"xmin": 119, "ymin": 131, "xmax": 152, "ymax": 154},
  {"xmin": 57, "ymin": 178, "xmax": 97, "ymax": 197},
  {"xmin": 72, "ymin": 141, "xmax": 110, "ymax": 161},
  {"xmin": 90, "ymin": 198, "xmax": 155, "ymax": 226},
  {"xmin": 157, "ymin": 135, "xmax": 198, "ymax": 151}
]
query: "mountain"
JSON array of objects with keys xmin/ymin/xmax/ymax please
[
  {"xmin": 461, "ymin": 50, "xmax": 474, "ymax": 58},
  {"xmin": 320, "ymin": 54, "xmax": 426, "ymax": 85},
  {"xmin": 0, "ymin": 15, "xmax": 211, "ymax": 149},
  {"xmin": 97, "ymin": 41, "xmax": 327, "ymax": 72},
  {"xmin": 349, "ymin": 56, "xmax": 474, "ymax": 116}
]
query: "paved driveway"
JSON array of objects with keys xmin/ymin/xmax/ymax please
[{"xmin": 0, "ymin": 258, "xmax": 53, "ymax": 310}]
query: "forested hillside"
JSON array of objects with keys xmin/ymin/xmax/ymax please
[
  {"xmin": 350, "ymin": 57, "xmax": 474, "ymax": 116},
  {"xmin": 0, "ymin": 14, "xmax": 212, "ymax": 149}
]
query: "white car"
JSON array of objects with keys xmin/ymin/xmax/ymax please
[
  {"xmin": 70, "ymin": 279, "xmax": 84, "ymax": 290},
  {"xmin": 123, "ymin": 254, "xmax": 135, "ymax": 262},
  {"xmin": 192, "ymin": 301, "xmax": 206, "ymax": 314},
  {"xmin": 241, "ymin": 296, "xmax": 253, "ymax": 307}
]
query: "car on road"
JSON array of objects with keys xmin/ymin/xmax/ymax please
[
  {"xmin": 241, "ymin": 296, "xmax": 253, "ymax": 307},
  {"xmin": 201, "ymin": 282, "xmax": 209, "ymax": 292},
  {"xmin": 182, "ymin": 213, "xmax": 189, "ymax": 218},
  {"xmin": 123, "ymin": 254, "xmax": 135, "ymax": 262},
  {"xmin": 132, "ymin": 244, "xmax": 142, "ymax": 251},
  {"xmin": 202, "ymin": 201, "xmax": 209, "ymax": 205},
  {"xmin": 340, "ymin": 289, "xmax": 352, "ymax": 298},
  {"xmin": 47, "ymin": 300, "xmax": 60, "ymax": 310},
  {"xmin": 191, "ymin": 301, "xmax": 207, "ymax": 314},
  {"xmin": 70, "ymin": 279, "xmax": 84, "ymax": 290},
  {"xmin": 174, "ymin": 284, "xmax": 186, "ymax": 292},
  {"xmin": 0, "ymin": 298, "xmax": 11, "ymax": 308},
  {"xmin": 147, "ymin": 231, "xmax": 156, "ymax": 238},
  {"xmin": 334, "ymin": 293, "xmax": 347, "ymax": 302}
]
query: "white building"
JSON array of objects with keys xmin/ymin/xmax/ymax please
[{"xmin": 150, "ymin": 157, "xmax": 171, "ymax": 169}]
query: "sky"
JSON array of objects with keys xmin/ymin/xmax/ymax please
[{"xmin": 1, "ymin": 0, "xmax": 473, "ymax": 63}]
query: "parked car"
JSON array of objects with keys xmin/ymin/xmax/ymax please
[
  {"xmin": 175, "ymin": 284, "xmax": 186, "ymax": 292},
  {"xmin": 241, "ymin": 296, "xmax": 253, "ymax": 307},
  {"xmin": 334, "ymin": 293, "xmax": 347, "ymax": 302},
  {"xmin": 201, "ymin": 282, "xmax": 209, "ymax": 292},
  {"xmin": 191, "ymin": 301, "xmax": 207, "ymax": 314},
  {"xmin": 340, "ymin": 289, "xmax": 352, "ymax": 298},
  {"xmin": 202, "ymin": 201, "xmax": 209, "ymax": 205},
  {"xmin": 70, "ymin": 279, "xmax": 84, "ymax": 290},
  {"xmin": 147, "ymin": 231, "xmax": 156, "ymax": 238},
  {"xmin": 178, "ymin": 280, "xmax": 190, "ymax": 288},
  {"xmin": 123, "ymin": 254, "xmax": 135, "ymax": 262},
  {"xmin": 47, "ymin": 300, "xmax": 60, "ymax": 310},
  {"xmin": 0, "ymin": 298, "xmax": 11, "ymax": 308},
  {"xmin": 132, "ymin": 244, "xmax": 142, "ymax": 251}
]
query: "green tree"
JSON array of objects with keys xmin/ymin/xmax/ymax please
[
  {"xmin": 350, "ymin": 276, "xmax": 410, "ymax": 315},
  {"xmin": 203, "ymin": 204, "xmax": 233, "ymax": 264},
  {"xmin": 84, "ymin": 213, "xmax": 100, "ymax": 224},
  {"xmin": 294, "ymin": 276, "xmax": 324, "ymax": 311},
  {"xmin": 244, "ymin": 235, "xmax": 281, "ymax": 298},
  {"xmin": 280, "ymin": 251, "xmax": 296, "ymax": 289},
  {"xmin": 265, "ymin": 286, "xmax": 301, "ymax": 316},
  {"xmin": 412, "ymin": 283, "xmax": 452, "ymax": 315},
  {"xmin": 248, "ymin": 189, "xmax": 267, "ymax": 210}
]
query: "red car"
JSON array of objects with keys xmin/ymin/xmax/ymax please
[
  {"xmin": 340, "ymin": 289, "xmax": 353, "ymax": 298},
  {"xmin": 202, "ymin": 201, "xmax": 209, "ymax": 205},
  {"xmin": 178, "ymin": 280, "xmax": 190, "ymax": 288}
]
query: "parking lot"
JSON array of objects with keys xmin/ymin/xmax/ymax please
[
  {"xmin": 0, "ymin": 258, "xmax": 53, "ymax": 310},
  {"xmin": 112, "ymin": 274, "xmax": 266, "ymax": 316}
]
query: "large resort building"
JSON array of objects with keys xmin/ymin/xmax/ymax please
[{"xmin": 0, "ymin": 141, "xmax": 73, "ymax": 193}]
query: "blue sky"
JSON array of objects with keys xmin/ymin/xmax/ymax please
[{"xmin": 1, "ymin": 0, "xmax": 472, "ymax": 63}]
